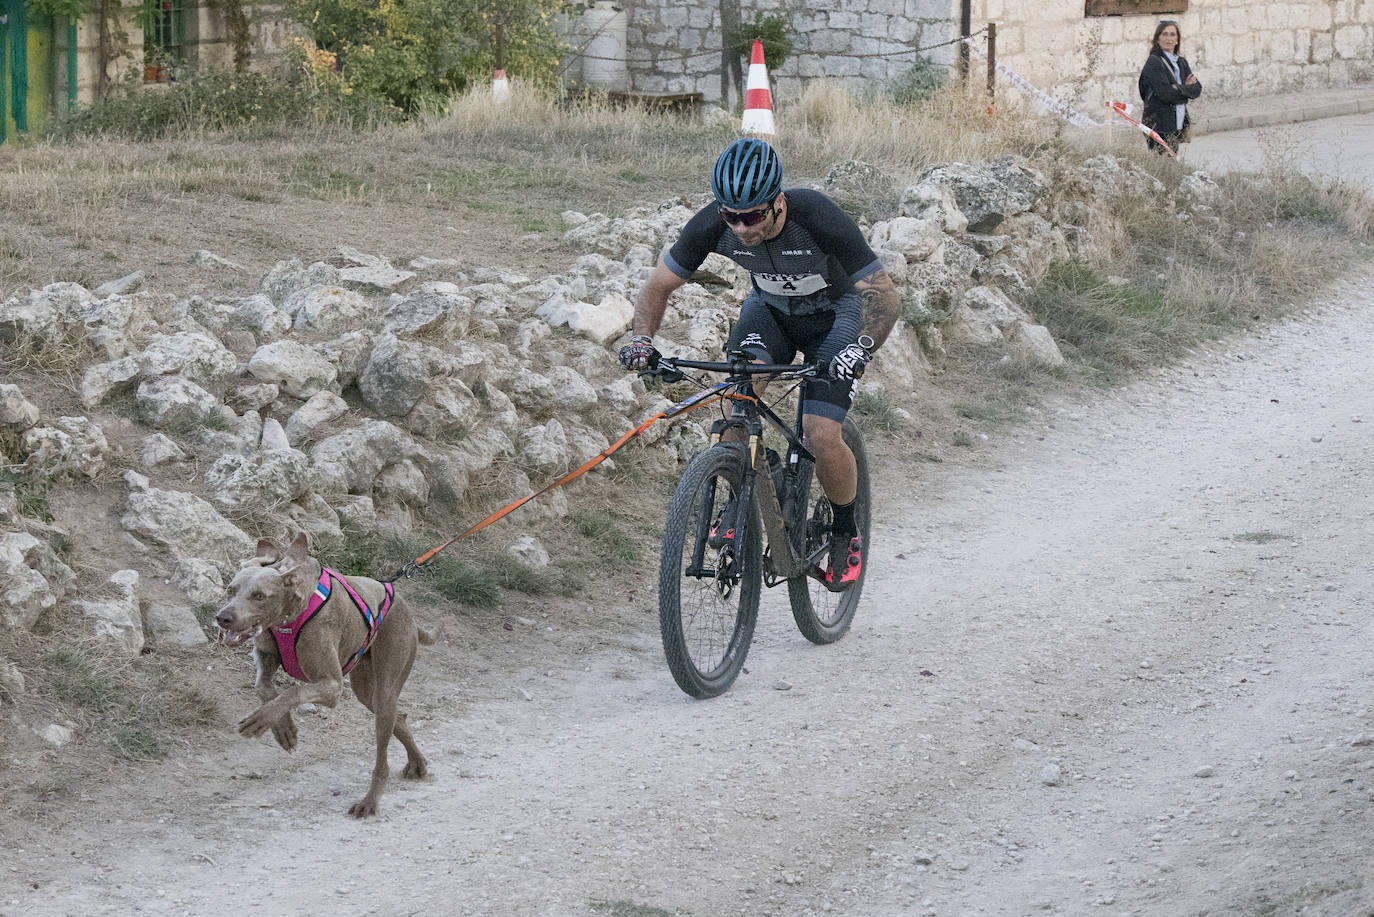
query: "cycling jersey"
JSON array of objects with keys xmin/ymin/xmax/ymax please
[{"xmin": 664, "ymin": 189, "xmax": 884, "ymax": 317}]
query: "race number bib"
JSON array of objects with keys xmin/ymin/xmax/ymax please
[{"xmin": 753, "ymin": 272, "xmax": 827, "ymax": 296}]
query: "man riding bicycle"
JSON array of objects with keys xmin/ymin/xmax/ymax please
[{"xmin": 619, "ymin": 138, "xmax": 901, "ymax": 591}]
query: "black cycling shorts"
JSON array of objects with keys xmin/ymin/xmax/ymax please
[{"xmin": 724, "ymin": 294, "xmax": 857, "ymax": 423}]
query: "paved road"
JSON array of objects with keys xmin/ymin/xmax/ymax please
[{"xmin": 1186, "ymin": 111, "xmax": 1374, "ymax": 188}]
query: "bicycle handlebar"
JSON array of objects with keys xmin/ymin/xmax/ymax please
[{"xmin": 650, "ymin": 354, "xmax": 823, "ymax": 380}]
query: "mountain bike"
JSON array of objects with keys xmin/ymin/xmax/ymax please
[{"xmin": 642, "ymin": 352, "xmax": 871, "ymax": 698}]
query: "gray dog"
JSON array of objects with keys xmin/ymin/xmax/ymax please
[{"xmin": 216, "ymin": 532, "xmax": 435, "ymax": 817}]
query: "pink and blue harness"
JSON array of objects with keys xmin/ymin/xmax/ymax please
[{"xmin": 271, "ymin": 568, "xmax": 394, "ymax": 682}]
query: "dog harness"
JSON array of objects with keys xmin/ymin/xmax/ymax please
[{"xmin": 270, "ymin": 567, "xmax": 394, "ymax": 682}]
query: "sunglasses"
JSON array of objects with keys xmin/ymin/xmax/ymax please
[{"xmin": 718, "ymin": 203, "xmax": 775, "ymax": 227}]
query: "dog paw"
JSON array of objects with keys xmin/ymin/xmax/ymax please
[
  {"xmin": 403, "ymin": 757, "xmax": 429, "ymax": 780},
  {"xmin": 347, "ymin": 797, "xmax": 380, "ymax": 818},
  {"xmin": 271, "ymin": 718, "xmax": 297, "ymax": 752},
  {"xmin": 237, "ymin": 711, "xmax": 272, "ymax": 738}
]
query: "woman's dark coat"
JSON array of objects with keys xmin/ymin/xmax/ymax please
[{"xmin": 1138, "ymin": 48, "xmax": 1202, "ymax": 139}]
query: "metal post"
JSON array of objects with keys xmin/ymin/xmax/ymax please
[
  {"xmin": 986, "ymin": 22, "xmax": 996, "ymax": 98},
  {"xmin": 494, "ymin": 20, "xmax": 504, "ymax": 72},
  {"xmin": 0, "ymin": 1, "xmax": 8, "ymax": 144},
  {"xmin": 68, "ymin": 19, "xmax": 78, "ymax": 110},
  {"xmin": 958, "ymin": 0, "xmax": 971, "ymax": 80},
  {"xmin": 11, "ymin": 0, "xmax": 26, "ymax": 132}
]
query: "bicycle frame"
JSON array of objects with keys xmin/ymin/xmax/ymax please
[{"xmin": 651, "ymin": 355, "xmax": 819, "ymax": 582}]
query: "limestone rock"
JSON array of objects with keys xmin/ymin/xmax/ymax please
[
  {"xmin": 71, "ymin": 570, "xmax": 144, "ymax": 658},
  {"xmin": 145, "ymin": 603, "xmax": 209, "ymax": 648},
  {"xmin": 508, "ymin": 535, "xmax": 550, "ymax": 569},
  {"xmin": 205, "ymin": 447, "xmax": 312, "ymax": 515},
  {"xmin": 80, "ymin": 356, "xmax": 141, "ymax": 407},
  {"xmin": 310, "ymin": 419, "xmax": 421, "ymax": 496},
  {"xmin": 383, "ymin": 290, "xmax": 472, "ymax": 337},
  {"xmin": 536, "ymin": 291, "xmax": 635, "ymax": 344},
  {"xmin": 171, "ymin": 557, "xmax": 224, "ymax": 596},
  {"xmin": 1006, "ymin": 322, "xmax": 1066, "ymax": 368},
  {"xmin": 122, "ymin": 481, "xmax": 253, "ymax": 575},
  {"xmin": 286, "ymin": 285, "xmax": 377, "ymax": 334},
  {"xmin": 0, "ymin": 532, "xmax": 75, "ymax": 631},
  {"xmin": 141, "ymin": 433, "xmax": 189, "ymax": 468},
  {"xmin": 286, "ymin": 391, "xmax": 350, "ymax": 445},
  {"xmin": 137, "ymin": 332, "xmax": 239, "ymax": 392},
  {"xmin": 20, "ymin": 416, "xmax": 110, "ymax": 479},
  {"xmin": 247, "ymin": 340, "xmax": 339, "ymax": 399},
  {"xmin": 135, "ymin": 376, "xmax": 221, "ymax": 430},
  {"xmin": 0, "ymin": 384, "xmax": 40, "ymax": 429},
  {"xmin": 520, "ymin": 419, "xmax": 569, "ymax": 475}
]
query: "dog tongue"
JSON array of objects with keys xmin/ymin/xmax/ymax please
[{"xmin": 222, "ymin": 630, "xmax": 252, "ymax": 647}]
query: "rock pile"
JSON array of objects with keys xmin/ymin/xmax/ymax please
[{"xmin": 0, "ymin": 152, "xmax": 1208, "ymax": 662}]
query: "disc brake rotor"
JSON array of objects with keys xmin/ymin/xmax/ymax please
[{"xmin": 714, "ymin": 546, "xmax": 738, "ymax": 599}]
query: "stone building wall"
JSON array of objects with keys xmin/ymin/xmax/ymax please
[
  {"xmin": 981, "ymin": 0, "xmax": 1374, "ymax": 108},
  {"xmin": 568, "ymin": 0, "xmax": 962, "ymax": 107},
  {"xmin": 602, "ymin": 0, "xmax": 1372, "ymax": 112},
  {"xmin": 53, "ymin": 1, "xmax": 298, "ymax": 108}
]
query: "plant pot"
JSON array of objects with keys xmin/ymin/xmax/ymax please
[{"xmin": 144, "ymin": 65, "xmax": 169, "ymax": 83}]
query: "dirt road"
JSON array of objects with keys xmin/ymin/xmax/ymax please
[{"xmin": 5, "ymin": 268, "xmax": 1374, "ymax": 917}]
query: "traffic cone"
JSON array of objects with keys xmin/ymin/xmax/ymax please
[
  {"xmin": 492, "ymin": 68, "xmax": 510, "ymax": 103},
  {"xmin": 741, "ymin": 40, "xmax": 775, "ymax": 140}
]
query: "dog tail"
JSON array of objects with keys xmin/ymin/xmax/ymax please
[{"xmin": 417, "ymin": 624, "xmax": 439, "ymax": 646}]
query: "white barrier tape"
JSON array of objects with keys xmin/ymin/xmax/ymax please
[
  {"xmin": 1105, "ymin": 101, "xmax": 1179, "ymax": 159},
  {"xmin": 962, "ymin": 38, "xmax": 1105, "ymax": 129}
]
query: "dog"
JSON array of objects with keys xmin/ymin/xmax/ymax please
[{"xmin": 215, "ymin": 532, "xmax": 436, "ymax": 817}]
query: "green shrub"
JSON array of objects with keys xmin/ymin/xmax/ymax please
[
  {"xmin": 571, "ymin": 509, "xmax": 640, "ymax": 566},
  {"xmin": 725, "ymin": 12, "xmax": 794, "ymax": 72},
  {"xmin": 851, "ymin": 389, "xmax": 903, "ymax": 434},
  {"xmin": 886, "ymin": 57, "xmax": 947, "ymax": 105},
  {"xmin": 426, "ymin": 554, "xmax": 501, "ymax": 607},
  {"xmin": 287, "ymin": 0, "xmax": 565, "ymax": 112},
  {"xmin": 47, "ymin": 71, "xmax": 398, "ymax": 141}
]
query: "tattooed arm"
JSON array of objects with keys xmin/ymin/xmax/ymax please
[{"xmin": 854, "ymin": 269, "xmax": 901, "ymax": 351}]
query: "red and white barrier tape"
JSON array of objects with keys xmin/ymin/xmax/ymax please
[
  {"xmin": 1105, "ymin": 100, "xmax": 1180, "ymax": 159},
  {"xmin": 962, "ymin": 38, "xmax": 1104, "ymax": 128},
  {"xmin": 961, "ymin": 39, "xmax": 1182, "ymax": 160}
]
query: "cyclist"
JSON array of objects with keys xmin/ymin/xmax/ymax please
[{"xmin": 619, "ymin": 137, "xmax": 901, "ymax": 591}]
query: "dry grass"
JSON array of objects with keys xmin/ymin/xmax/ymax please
[{"xmin": 783, "ymin": 79, "xmax": 1046, "ymax": 174}]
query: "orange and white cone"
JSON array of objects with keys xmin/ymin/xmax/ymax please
[
  {"xmin": 492, "ymin": 68, "xmax": 510, "ymax": 103},
  {"xmin": 741, "ymin": 40, "xmax": 775, "ymax": 140}
]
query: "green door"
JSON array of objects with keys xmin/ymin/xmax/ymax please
[{"xmin": 2, "ymin": 0, "xmax": 55, "ymax": 143}]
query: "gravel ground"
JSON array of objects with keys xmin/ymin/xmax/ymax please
[{"xmin": 3, "ymin": 267, "xmax": 1372, "ymax": 917}]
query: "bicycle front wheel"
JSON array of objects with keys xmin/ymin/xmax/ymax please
[
  {"xmin": 659, "ymin": 444, "xmax": 761, "ymax": 698},
  {"xmin": 788, "ymin": 416, "xmax": 870, "ymax": 644}
]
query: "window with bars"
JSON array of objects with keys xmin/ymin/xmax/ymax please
[{"xmin": 144, "ymin": 0, "xmax": 186, "ymax": 77}]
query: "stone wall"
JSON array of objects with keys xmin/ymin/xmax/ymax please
[
  {"xmin": 982, "ymin": 0, "xmax": 1374, "ymax": 107},
  {"xmin": 567, "ymin": 0, "xmax": 961, "ymax": 107},
  {"xmin": 595, "ymin": 0, "xmax": 1372, "ymax": 111}
]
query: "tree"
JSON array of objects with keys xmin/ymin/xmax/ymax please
[{"xmin": 287, "ymin": 0, "xmax": 564, "ymax": 112}]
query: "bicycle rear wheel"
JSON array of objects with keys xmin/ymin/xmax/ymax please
[
  {"xmin": 787, "ymin": 416, "xmax": 870, "ymax": 644},
  {"xmin": 659, "ymin": 444, "xmax": 762, "ymax": 698}
]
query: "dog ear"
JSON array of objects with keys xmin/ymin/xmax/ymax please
[
  {"xmin": 277, "ymin": 532, "xmax": 316, "ymax": 591},
  {"xmin": 285, "ymin": 532, "xmax": 310, "ymax": 565},
  {"xmin": 255, "ymin": 539, "xmax": 282, "ymax": 565}
]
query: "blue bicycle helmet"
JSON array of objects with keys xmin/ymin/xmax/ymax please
[{"xmin": 711, "ymin": 138, "xmax": 783, "ymax": 210}]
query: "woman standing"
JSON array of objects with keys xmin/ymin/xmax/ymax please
[{"xmin": 1138, "ymin": 20, "xmax": 1202, "ymax": 154}]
